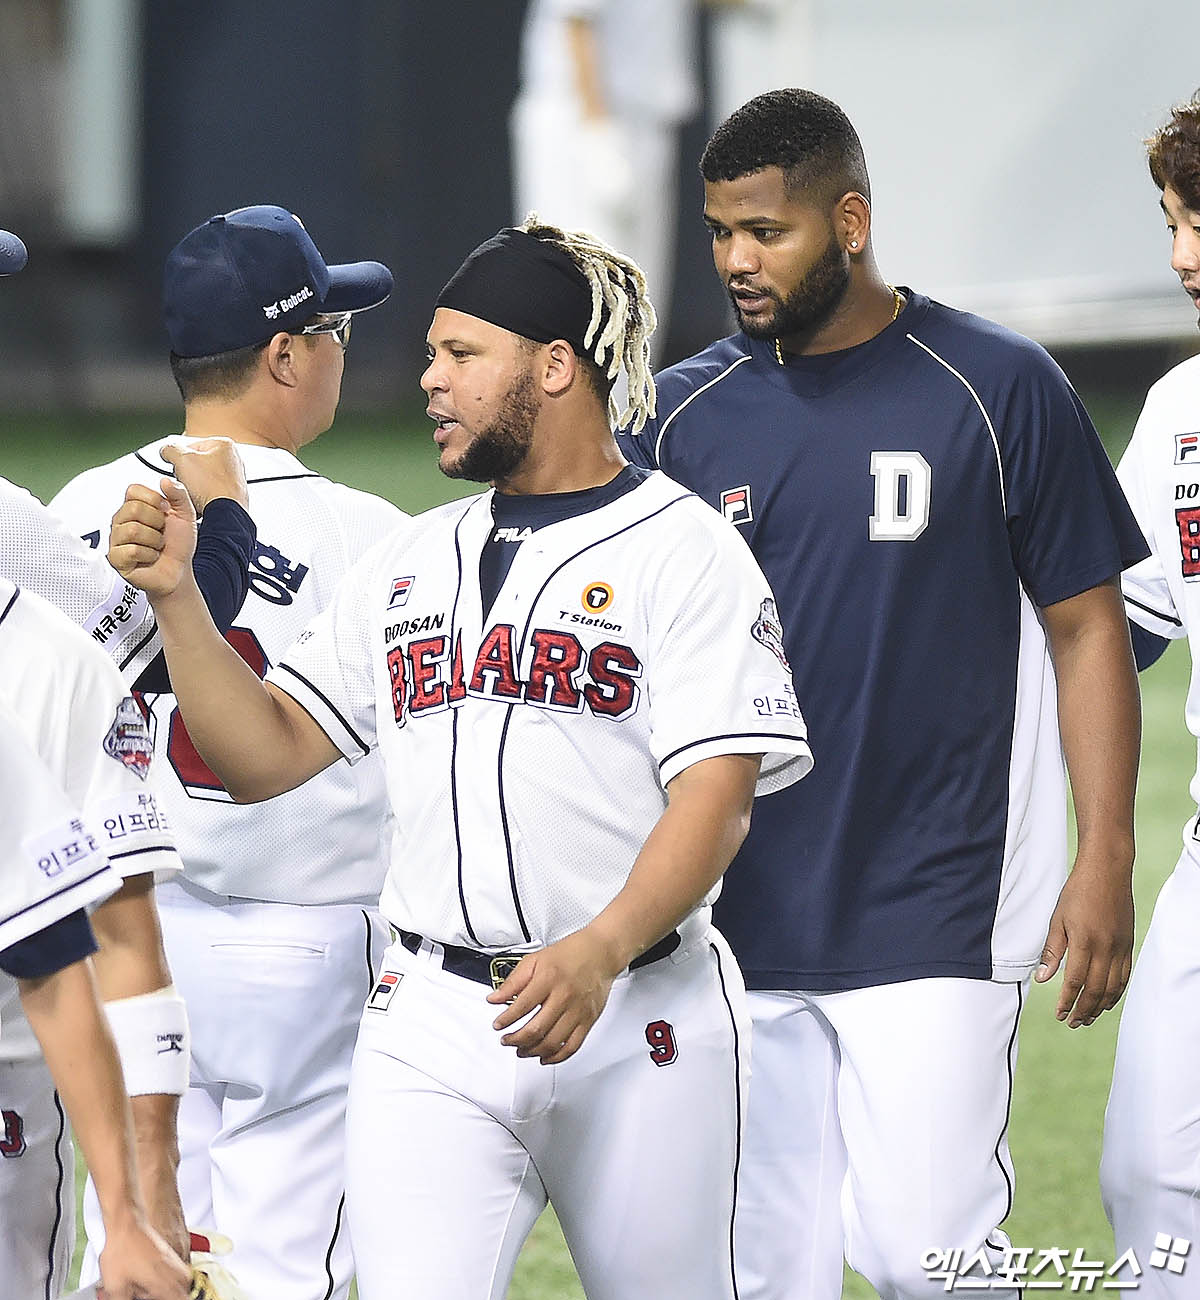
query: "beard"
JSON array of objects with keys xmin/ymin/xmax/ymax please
[
  {"xmin": 730, "ymin": 234, "xmax": 850, "ymax": 340},
  {"xmin": 440, "ymin": 368, "xmax": 540, "ymax": 483}
]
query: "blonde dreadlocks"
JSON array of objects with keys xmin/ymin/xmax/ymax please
[{"xmin": 517, "ymin": 214, "xmax": 657, "ymax": 435}]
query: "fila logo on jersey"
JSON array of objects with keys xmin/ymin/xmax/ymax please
[
  {"xmin": 1176, "ymin": 433, "xmax": 1200, "ymax": 464},
  {"xmin": 721, "ymin": 485, "xmax": 753, "ymax": 526},
  {"xmin": 368, "ymin": 971, "xmax": 403, "ymax": 1011},
  {"xmin": 582, "ymin": 582, "xmax": 613, "ymax": 613},
  {"xmin": 386, "ymin": 625, "xmax": 642, "ymax": 725},
  {"xmin": 494, "ymin": 526, "xmax": 534, "ymax": 543},
  {"xmin": 103, "ymin": 697, "xmax": 152, "ymax": 780},
  {"xmin": 388, "ymin": 576, "xmax": 415, "ymax": 609}
]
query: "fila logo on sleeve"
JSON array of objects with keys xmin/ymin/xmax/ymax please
[
  {"xmin": 1176, "ymin": 433, "xmax": 1200, "ymax": 465},
  {"xmin": 720, "ymin": 485, "xmax": 753, "ymax": 526}
]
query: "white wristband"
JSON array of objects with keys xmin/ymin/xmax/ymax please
[{"xmin": 104, "ymin": 985, "xmax": 190, "ymax": 1096}]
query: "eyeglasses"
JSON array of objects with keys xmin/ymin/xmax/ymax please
[{"xmin": 300, "ymin": 312, "xmax": 353, "ymax": 349}]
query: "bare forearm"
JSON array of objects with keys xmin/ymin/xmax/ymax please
[
  {"xmin": 588, "ymin": 754, "xmax": 759, "ymax": 969},
  {"xmin": 90, "ymin": 876, "xmax": 171, "ymax": 1000},
  {"xmin": 20, "ymin": 962, "xmax": 143, "ymax": 1225},
  {"xmin": 152, "ymin": 576, "xmax": 323, "ymax": 799},
  {"xmin": 1046, "ymin": 584, "xmax": 1139, "ymax": 870}
]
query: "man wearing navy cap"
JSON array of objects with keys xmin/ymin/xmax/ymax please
[{"xmin": 52, "ymin": 205, "xmax": 407, "ymax": 1300}]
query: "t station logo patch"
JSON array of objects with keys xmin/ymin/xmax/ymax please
[
  {"xmin": 721, "ymin": 484, "xmax": 753, "ymax": 526},
  {"xmin": 582, "ymin": 582, "xmax": 614, "ymax": 613}
]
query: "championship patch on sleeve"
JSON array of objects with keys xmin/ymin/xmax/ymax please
[
  {"xmin": 103, "ymin": 697, "xmax": 153, "ymax": 780},
  {"xmin": 368, "ymin": 970, "xmax": 403, "ymax": 1011},
  {"xmin": 751, "ymin": 598, "xmax": 790, "ymax": 669}
]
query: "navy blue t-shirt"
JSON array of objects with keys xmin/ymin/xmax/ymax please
[{"xmin": 619, "ymin": 291, "xmax": 1148, "ymax": 991}]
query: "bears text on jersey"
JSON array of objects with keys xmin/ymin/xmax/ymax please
[{"xmin": 386, "ymin": 624, "xmax": 642, "ymax": 726}]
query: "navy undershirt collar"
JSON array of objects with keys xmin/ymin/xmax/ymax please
[{"xmin": 480, "ymin": 464, "xmax": 649, "ymax": 615}]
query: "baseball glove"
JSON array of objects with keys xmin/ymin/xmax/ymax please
[{"xmin": 187, "ymin": 1230, "xmax": 247, "ymax": 1300}]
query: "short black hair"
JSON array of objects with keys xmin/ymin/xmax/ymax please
[
  {"xmin": 701, "ymin": 88, "xmax": 871, "ymax": 207},
  {"xmin": 168, "ymin": 315, "xmax": 326, "ymax": 402},
  {"xmin": 1147, "ymin": 98, "xmax": 1200, "ymax": 211},
  {"xmin": 169, "ymin": 340, "xmax": 268, "ymax": 403}
]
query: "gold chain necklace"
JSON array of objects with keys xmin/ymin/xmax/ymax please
[{"xmin": 774, "ymin": 285, "xmax": 904, "ymax": 366}]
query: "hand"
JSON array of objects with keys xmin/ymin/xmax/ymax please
[
  {"xmin": 108, "ymin": 480, "xmax": 198, "ymax": 600},
  {"xmin": 487, "ymin": 927, "xmax": 625, "ymax": 1065},
  {"xmin": 1034, "ymin": 858, "xmax": 1135, "ymax": 1028},
  {"xmin": 161, "ymin": 438, "xmax": 249, "ymax": 513},
  {"xmin": 98, "ymin": 1213, "xmax": 190, "ymax": 1299}
]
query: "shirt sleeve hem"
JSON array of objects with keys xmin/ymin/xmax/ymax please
[
  {"xmin": 658, "ymin": 734, "xmax": 813, "ymax": 793},
  {"xmin": 266, "ymin": 664, "xmax": 371, "ymax": 763}
]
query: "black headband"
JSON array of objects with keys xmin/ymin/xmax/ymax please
[{"xmin": 436, "ymin": 228, "xmax": 594, "ymax": 355}]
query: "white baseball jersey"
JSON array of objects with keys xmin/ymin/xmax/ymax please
[
  {"xmin": 269, "ymin": 469, "xmax": 813, "ymax": 951},
  {"xmin": 1117, "ymin": 352, "xmax": 1200, "ymax": 846},
  {"xmin": 52, "ymin": 438, "xmax": 407, "ymax": 904},
  {"xmin": 1102, "ymin": 352, "xmax": 1200, "ymax": 1284},
  {"xmin": 0, "ymin": 578, "xmax": 181, "ymax": 1064},
  {"xmin": 0, "ymin": 475, "xmax": 159, "ymax": 680},
  {"xmin": 0, "ymin": 709, "xmax": 120, "ymax": 964}
]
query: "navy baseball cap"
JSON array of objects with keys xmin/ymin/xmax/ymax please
[
  {"xmin": 0, "ymin": 229, "xmax": 28, "ymax": 275},
  {"xmin": 163, "ymin": 205, "xmax": 393, "ymax": 357}
]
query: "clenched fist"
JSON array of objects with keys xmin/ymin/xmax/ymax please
[{"xmin": 108, "ymin": 480, "xmax": 198, "ymax": 601}]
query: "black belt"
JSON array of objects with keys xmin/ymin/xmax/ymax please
[{"xmin": 396, "ymin": 928, "xmax": 683, "ymax": 991}]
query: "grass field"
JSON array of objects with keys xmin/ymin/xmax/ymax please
[{"xmin": 0, "ymin": 389, "xmax": 1188, "ymax": 1298}]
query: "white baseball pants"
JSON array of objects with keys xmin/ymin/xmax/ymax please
[
  {"xmin": 1102, "ymin": 856, "xmax": 1200, "ymax": 1296},
  {"xmin": 83, "ymin": 885, "xmax": 386, "ymax": 1300},
  {"xmin": 737, "ymin": 978, "xmax": 1025, "ymax": 1299},
  {"xmin": 0, "ymin": 1055, "xmax": 74, "ymax": 1298},
  {"xmin": 346, "ymin": 927, "xmax": 748, "ymax": 1300}
]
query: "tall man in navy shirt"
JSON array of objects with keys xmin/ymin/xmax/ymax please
[{"xmin": 619, "ymin": 89, "xmax": 1147, "ymax": 1299}]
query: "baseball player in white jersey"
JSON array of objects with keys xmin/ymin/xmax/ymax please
[
  {"xmin": 0, "ymin": 712, "xmax": 192, "ymax": 1300},
  {"xmin": 0, "ymin": 229, "xmax": 257, "ymax": 1299},
  {"xmin": 1101, "ymin": 97, "xmax": 1200, "ymax": 1290},
  {"xmin": 51, "ymin": 204, "xmax": 404, "ymax": 1300},
  {"xmin": 0, "ymin": 576, "xmax": 193, "ymax": 1300},
  {"xmin": 106, "ymin": 217, "xmax": 813, "ymax": 1300}
]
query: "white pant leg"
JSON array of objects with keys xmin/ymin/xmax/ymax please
[
  {"xmin": 545, "ymin": 931, "xmax": 748, "ymax": 1300},
  {"xmin": 0, "ymin": 1056, "xmax": 73, "ymax": 1298},
  {"xmin": 88, "ymin": 888, "xmax": 383, "ymax": 1300},
  {"xmin": 346, "ymin": 941, "xmax": 548, "ymax": 1300},
  {"xmin": 1102, "ymin": 859, "xmax": 1200, "ymax": 1295},
  {"xmin": 821, "ymin": 978, "xmax": 1024, "ymax": 1299},
  {"xmin": 736, "ymin": 990, "xmax": 846, "ymax": 1300}
]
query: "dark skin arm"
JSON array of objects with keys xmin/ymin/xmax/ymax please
[{"xmin": 1035, "ymin": 578, "xmax": 1139, "ymax": 1027}]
